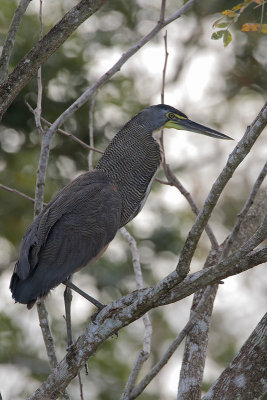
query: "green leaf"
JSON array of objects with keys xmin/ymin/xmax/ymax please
[
  {"xmin": 212, "ymin": 17, "xmax": 223, "ymax": 28},
  {"xmin": 223, "ymin": 30, "xmax": 232, "ymax": 46},
  {"xmin": 216, "ymin": 23, "xmax": 229, "ymax": 28},
  {"xmin": 211, "ymin": 30, "xmax": 226, "ymax": 40}
]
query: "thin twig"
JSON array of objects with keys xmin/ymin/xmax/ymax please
[
  {"xmin": 129, "ymin": 285, "xmax": 215, "ymax": 399},
  {"xmin": 120, "ymin": 227, "xmax": 152, "ymax": 399},
  {"xmin": 161, "ymin": 31, "xmax": 168, "ymax": 104},
  {"xmin": 88, "ymin": 95, "xmax": 96, "ymax": 171},
  {"xmin": 164, "ymin": 164, "xmax": 219, "ymax": 249},
  {"xmin": 64, "ymin": 277, "xmax": 85, "ymax": 400},
  {"xmin": 36, "ymin": 299, "xmax": 58, "ymax": 369},
  {"xmin": 158, "ymin": 27, "xmax": 219, "ymax": 251},
  {"xmin": 222, "ymin": 160, "xmax": 267, "ymax": 258},
  {"xmin": 159, "ymin": 0, "xmax": 167, "ymax": 23},
  {"xmin": 0, "ymin": 183, "xmax": 35, "ymax": 203},
  {"xmin": 26, "ymin": 101, "xmax": 103, "ymax": 154},
  {"xmin": 34, "ymin": 0, "xmax": 44, "ymax": 135},
  {"xmin": 0, "ymin": 0, "xmax": 31, "ymax": 82},
  {"xmin": 159, "ymin": 30, "xmax": 169, "ymax": 165}
]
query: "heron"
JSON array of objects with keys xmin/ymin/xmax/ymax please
[{"xmin": 10, "ymin": 104, "xmax": 232, "ymax": 309}]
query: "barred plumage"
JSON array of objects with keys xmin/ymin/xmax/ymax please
[{"xmin": 10, "ymin": 104, "xmax": 231, "ymax": 308}]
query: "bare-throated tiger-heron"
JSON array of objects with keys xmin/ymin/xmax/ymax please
[{"xmin": 10, "ymin": 104, "xmax": 232, "ymax": 308}]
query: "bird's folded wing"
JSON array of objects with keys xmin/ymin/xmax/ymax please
[{"xmin": 14, "ymin": 170, "xmax": 122, "ymax": 282}]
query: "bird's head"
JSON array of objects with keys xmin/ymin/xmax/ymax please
[{"xmin": 145, "ymin": 104, "xmax": 233, "ymax": 140}]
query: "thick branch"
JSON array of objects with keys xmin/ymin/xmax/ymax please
[
  {"xmin": 177, "ymin": 102, "xmax": 267, "ymax": 276},
  {"xmin": 177, "ymin": 250, "xmax": 221, "ymax": 400},
  {"xmin": 130, "ymin": 286, "xmax": 215, "ymax": 400},
  {"xmin": 202, "ymin": 313, "xmax": 267, "ymax": 400},
  {"xmin": 223, "ymin": 160, "xmax": 267, "ymax": 256},
  {"xmin": 178, "ymin": 159, "xmax": 267, "ymax": 399},
  {"xmin": 0, "ymin": 0, "xmax": 108, "ymax": 119},
  {"xmin": 27, "ymin": 245, "xmax": 267, "ymax": 400}
]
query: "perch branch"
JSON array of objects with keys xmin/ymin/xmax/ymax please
[
  {"xmin": 27, "ymin": 245, "xmax": 267, "ymax": 400},
  {"xmin": 176, "ymin": 102, "xmax": 267, "ymax": 276},
  {"xmin": 129, "ymin": 285, "xmax": 215, "ymax": 400}
]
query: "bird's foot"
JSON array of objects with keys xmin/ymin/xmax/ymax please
[{"xmin": 91, "ymin": 304, "xmax": 107, "ymax": 322}]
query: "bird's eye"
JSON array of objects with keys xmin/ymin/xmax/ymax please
[{"xmin": 167, "ymin": 112, "xmax": 175, "ymax": 119}]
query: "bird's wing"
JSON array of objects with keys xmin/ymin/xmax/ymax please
[{"xmin": 14, "ymin": 171, "xmax": 122, "ymax": 287}]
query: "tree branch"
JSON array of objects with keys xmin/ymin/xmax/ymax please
[
  {"xmin": 0, "ymin": 0, "xmax": 31, "ymax": 82},
  {"xmin": 120, "ymin": 227, "xmax": 152, "ymax": 399},
  {"xmin": 176, "ymin": 101, "xmax": 267, "ymax": 276},
  {"xmin": 177, "ymin": 158, "xmax": 267, "ymax": 399},
  {"xmin": 129, "ymin": 285, "xmax": 215, "ymax": 400},
  {"xmin": 202, "ymin": 313, "xmax": 267, "ymax": 400},
  {"xmin": 0, "ymin": 183, "xmax": 35, "ymax": 203},
  {"xmin": 26, "ymin": 102, "xmax": 103, "ymax": 154},
  {"xmin": 0, "ymin": 0, "xmax": 108, "ymax": 119},
  {"xmin": 177, "ymin": 250, "xmax": 221, "ymax": 400},
  {"xmin": 27, "ymin": 244, "xmax": 267, "ymax": 400},
  {"xmin": 222, "ymin": 160, "xmax": 267, "ymax": 257}
]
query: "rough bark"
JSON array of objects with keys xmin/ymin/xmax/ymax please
[
  {"xmin": 27, "ymin": 246, "xmax": 267, "ymax": 400},
  {"xmin": 202, "ymin": 313, "xmax": 267, "ymax": 400}
]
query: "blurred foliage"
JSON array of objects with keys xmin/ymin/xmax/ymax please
[
  {"xmin": 212, "ymin": 0, "xmax": 267, "ymax": 46},
  {"xmin": 0, "ymin": 0, "xmax": 266, "ymax": 399}
]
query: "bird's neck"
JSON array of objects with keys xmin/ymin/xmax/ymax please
[{"xmin": 96, "ymin": 126, "xmax": 161, "ymax": 226}]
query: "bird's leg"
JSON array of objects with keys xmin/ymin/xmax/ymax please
[
  {"xmin": 63, "ymin": 279, "xmax": 106, "ymax": 311},
  {"xmin": 64, "ymin": 276, "xmax": 73, "ymax": 348}
]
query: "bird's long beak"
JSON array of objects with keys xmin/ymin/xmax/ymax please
[{"xmin": 165, "ymin": 118, "xmax": 233, "ymax": 140}]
